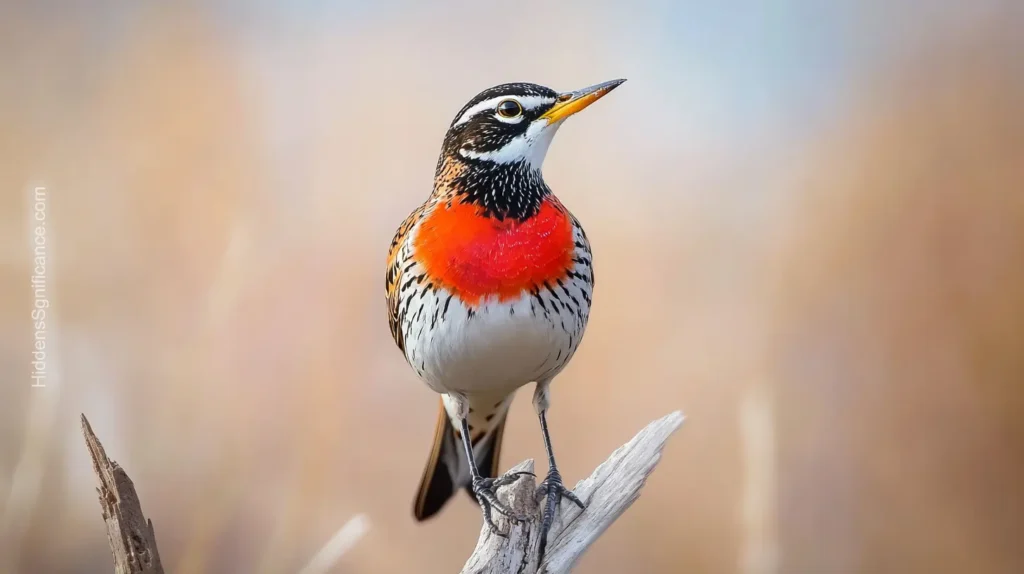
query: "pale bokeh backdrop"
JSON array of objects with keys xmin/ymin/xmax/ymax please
[{"xmin": 1, "ymin": 1, "xmax": 1022, "ymax": 573}]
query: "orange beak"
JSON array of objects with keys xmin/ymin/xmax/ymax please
[{"xmin": 539, "ymin": 78, "xmax": 626, "ymax": 123}]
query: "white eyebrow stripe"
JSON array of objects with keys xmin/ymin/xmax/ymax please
[{"xmin": 452, "ymin": 95, "xmax": 555, "ymax": 127}]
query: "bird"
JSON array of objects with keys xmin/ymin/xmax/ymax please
[{"xmin": 385, "ymin": 78, "xmax": 624, "ymax": 561}]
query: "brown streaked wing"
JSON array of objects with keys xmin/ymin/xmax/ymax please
[{"xmin": 385, "ymin": 203, "xmax": 427, "ymax": 354}]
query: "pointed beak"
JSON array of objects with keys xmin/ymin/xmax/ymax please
[{"xmin": 539, "ymin": 78, "xmax": 626, "ymax": 123}]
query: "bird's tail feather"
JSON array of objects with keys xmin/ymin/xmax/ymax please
[{"xmin": 413, "ymin": 400, "xmax": 507, "ymax": 521}]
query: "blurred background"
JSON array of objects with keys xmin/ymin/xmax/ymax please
[{"xmin": 2, "ymin": 1, "xmax": 1022, "ymax": 572}]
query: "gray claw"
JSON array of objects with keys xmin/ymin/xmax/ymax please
[
  {"xmin": 536, "ymin": 469, "xmax": 586, "ymax": 565},
  {"xmin": 473, "ymin": 472, "xmax": 534, "ymax": 534}
]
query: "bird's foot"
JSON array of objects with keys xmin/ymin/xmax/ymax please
[
  {"xmin": 536, "ymin": 468, "xmax": 585, "ymax": 563},
  {"xmin": 472, "ymin": 470, "xmax": 535, "ymax": 537}
]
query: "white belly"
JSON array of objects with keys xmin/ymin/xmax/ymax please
[{"xmin": 402, "ymin": 286, "xmax": 587, "ymax": 396}]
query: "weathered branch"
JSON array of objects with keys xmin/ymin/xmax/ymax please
[
  {"xmin": 81, "ymin": 414, "xmax": 165, "ymax": 574},
  {"xmin": 461, "ymin": 410, "xmax": 685, "ymax": 574},
  {"xmin": 78, "ymin": 410, "xmax": 682, "ymax": 573}
]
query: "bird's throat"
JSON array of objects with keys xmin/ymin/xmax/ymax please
[{"xmin": 435, "ymin": 157, "xmax": 550, "ymax": 222}]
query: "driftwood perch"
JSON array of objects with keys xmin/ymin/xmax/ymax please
[
  {"xmin": 462, "ymin": 410, "xmax": 685, "ymax": 574},
  {"xmin": 79, "ymin": 410, "xmax": 682, "ymax": 573},
  {"xmin": 81, "ymin": 414, "xmax": 164, "ymax": 574}
]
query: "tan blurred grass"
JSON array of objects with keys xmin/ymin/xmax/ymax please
[
  {"xmin": 769, "ymin": 39, "xmax": 1024, "ymax": 571},
  {"xmin": 2, "ymin": 3, "xmax": 1023, "ymax": 573}
]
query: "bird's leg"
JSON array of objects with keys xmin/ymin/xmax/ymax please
[
  {"xmin": 458, "ymin": 417, "xmax": 532, "ymax": 536},
  {"xmin": 533, "ymin": 382, "xmax": 585, "ymax": 564}
]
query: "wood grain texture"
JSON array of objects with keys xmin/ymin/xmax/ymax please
[
  {"xmin": 82, "ymin": 414, "xmax": 164, "ymax": 574},
  {"xmin": 462, "ymin": 411, "xmax": 685, "ymax": 574},
  {"xmin": 77, "ymin": 410, "xmax": 682, "ymax": 573}
]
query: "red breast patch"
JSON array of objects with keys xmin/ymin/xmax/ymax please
[{"xmin": 413, "ymin": 198, "xmax": 575, "ymax": 306}]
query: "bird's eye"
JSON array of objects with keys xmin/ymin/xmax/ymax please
[{"xmin": 496, "ymin": 99, "xmax": 522, "ymax": 118}]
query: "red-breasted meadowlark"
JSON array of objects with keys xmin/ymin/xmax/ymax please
[{"xmin": 385, "ymin": 79, "xmax": 624, "ymax": 560}]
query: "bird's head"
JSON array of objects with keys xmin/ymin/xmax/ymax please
[{"xmin": 438, "ymin": 79, "xmax": 625, "ymax": 173}]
